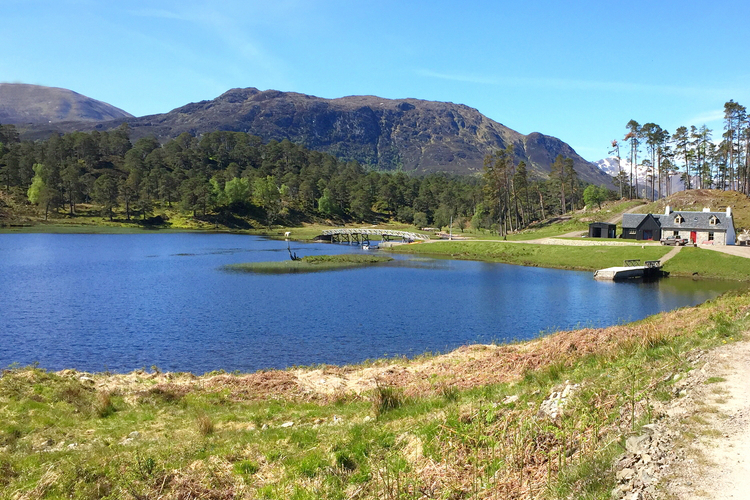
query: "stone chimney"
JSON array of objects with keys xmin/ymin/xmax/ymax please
[
  {"xmin": 665, "ymin": 205, "xmax": 672, "ymax": 215},
  {"xmin": 727, "ymin": 206, "xmax": 733, "ymax": 218},
  {"xmin": 702, "ymin": 207, "xmax": 711, "ymax": 212}
]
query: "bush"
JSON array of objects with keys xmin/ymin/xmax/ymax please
[
  {"xmin": 372, "ymin": 383, "xmax": 404, "ymax": 417},
  {"xmin": 195, "ymin": 411, "xmax": 215, "ymax": 436},
  {"xmin": 395, "ymin": 206, "xmax": 414, "ymax": 224},
  {"xmin": 413, "ymin": 211, "xmax": 428, "ymax": 229}
]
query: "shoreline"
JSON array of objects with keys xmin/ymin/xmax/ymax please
[
  {"xmin": 7, "ymin": 223, "xmax": 750, "ymax": 282},
  {"xmin": 2, "ymin": 288, "xmax": 748, "ymax": 498}
]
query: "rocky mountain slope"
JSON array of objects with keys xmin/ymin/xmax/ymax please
[
  {"xmin": 0, "ymin": 83, "xmax": 133, "ymax": 124},
  {"xmin": 19, "ymin": 87, "xmax": 612, "ymax": 186}
]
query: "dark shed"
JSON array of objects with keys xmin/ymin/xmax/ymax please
[
  {"xmin": 621, "ymin": 213, "xmax": 662, "ymax": 240},
  {"xmin": 588, "ymin": 222, "xmax": 617, "ymax": 238}
]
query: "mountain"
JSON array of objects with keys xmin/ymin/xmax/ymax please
[
  {"xmin": 595, "ymin": 157, "xmax": 686, "ymax": 197},
  {"xmin": 17, "ymin": 86, "xmax": 612, "ymax": 186},
  {"xmin": 0, "ymin": 83, "xmax": 133, "ymax": 125}
]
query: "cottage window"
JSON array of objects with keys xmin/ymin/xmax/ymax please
[
  {"xmin": 708, "ymin": 232, "xmax": 714, "ymax": 241},
  {"xmin": 629, "ymin": 229, "xmax": 636, "ymax": 235},
  {"xmin": 673, "ymin": 231, "xmax": 679, "ymax": 237},
  {"xmin": 674, "ymin": 215, "xmax": 684, "ymax": 224},
  {"xmin": 709, "ymin": 216, "xmax": 718, "ymax": 225}
]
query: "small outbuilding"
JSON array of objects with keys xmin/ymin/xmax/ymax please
[
  {"xmin": 621, "ymin": 213, "xmax": 662, "ymax": 241},
  {"xmin": 588, "ymin": 222, "xmax": 617, "ymax": 238}
]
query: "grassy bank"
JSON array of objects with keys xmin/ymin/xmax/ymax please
[
  {"xmin": 387, "ymin": 240, "xmax": 750, "ymax": 281},
  {"xmin": 1, "ymin": 289, "xmax": 748, "ymax": 499},
  {"xmin": 224, "ymin": 254, "xmax": 394, "ymax": 274},
  {"xmin": 661, "ymin": 247, "xmax": 750, "ymax": 280},
  {"xmin": 386, "ymin": 240, "xmax": 671, "ymax": 273}
]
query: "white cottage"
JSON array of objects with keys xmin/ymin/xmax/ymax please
[{"xmin": 656, "ymin": 206, "xmax": 736, "ymax": 246}]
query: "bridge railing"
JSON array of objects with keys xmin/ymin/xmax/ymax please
[{"xmin": 321, "ymin": 228, "xmax": 431, "ymax": 241}]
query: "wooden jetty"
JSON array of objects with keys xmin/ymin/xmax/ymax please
[{"xmin": 594, "ymin": 259, "xmax": 663, "ymax": 281}]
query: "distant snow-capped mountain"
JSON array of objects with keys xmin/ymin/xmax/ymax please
[{"xmin": 594, "ymin": 157, "xmax": 687, "ymax": 197}]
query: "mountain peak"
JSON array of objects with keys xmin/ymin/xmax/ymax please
[
  {"xmin": 11, "ymin": 85, "xmax": 611, "ymax": 186},
  {"xmin": 0, "ymin": 83, "xmax": 133, "ymax": 125}
]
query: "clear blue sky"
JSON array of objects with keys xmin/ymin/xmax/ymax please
[{"xmin": 4, "ymin": 0, "xmax": 750, "ymax": 162}]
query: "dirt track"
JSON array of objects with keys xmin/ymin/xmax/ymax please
[{"xmin": 662, "ymin": 339, "xmax": 750, "ymax": 499}]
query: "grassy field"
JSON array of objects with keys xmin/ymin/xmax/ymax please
[
  {"xmin": 661, "ymin": 247, "xmax": 750, "ymax": 280},
  {"xmin": 387, "ymin": 240, "xmax": 671, "ymax": 273},
  {"xmin": 2, "ymin": 288, "xmax": 748, "ymax": 499},
  {"xmin": 224, "ymin": 254, "xmax": 394, "ymax": 274},
  {"xmin": 386, "ymin": 240, "xmax": 750, "ymax": 281}
]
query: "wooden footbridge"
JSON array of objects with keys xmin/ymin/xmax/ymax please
[{"xmin": 319, "ymin": 228, "xmax": 431, "ymax": 245}]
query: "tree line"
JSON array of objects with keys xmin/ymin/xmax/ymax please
[
  {"xmin": 612, "ymin": 100, "xmax": 750, "ymax": 200},
  {"xmin": 0, "ymin": 124, "xmax": 608, "ymax": 232}
]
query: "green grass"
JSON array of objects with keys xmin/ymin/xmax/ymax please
[
  {"xmin": 223, "ymin": 254, "xmax": 394, "ymax": 274},
  {"xmin": 387, "ymin": 240, "xmax": 671, "ymax": 272},
  {"xmin": 704, "ymin": 376, "xmax": 727, "ymax": 384},
  {"xmin": 3, "ymin": 288, "xmax": 749, "ymax": 498},
  {"xmin": 662, "ymin": 247, "xmax": 750, "ymax": 280}
]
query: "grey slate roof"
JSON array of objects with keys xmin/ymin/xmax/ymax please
[
  {"xmin": 624, "ymin": 210, "xmax": 734, "ymax": 232},
  {"xmin": 622, "ymin": 213, "xmax": 650, "ymax": 229},
  {"xmin": 660, "ymin": 211, "xmax": 730, "ymax": 231}
]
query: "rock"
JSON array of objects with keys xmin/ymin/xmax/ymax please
[
  {"xmin": 639, "ymin": 468, "xmax": 655, "ymax": 484},
  {"xmin": 261, "ymin": 424, "xmax": 268, "ymax": 430},
  {"xmin": 128, "ymin": 431, "xmax": 140, "ymax": 439},
  {"xmin": 538, "ymin": 397, "xmax": 561, "ymax": 419},
  {"xmin": 562, "ymin": 382, "xmax": 579, "ymax": 398},
  {"xmin": 641, "ymin": 424, "xmax": 658, "ymax": 434},
  {"xmin": 363, "ymin": 416, "xmax": 372, "ymax": 423},
  {"xmin": 280, "ymin": 421, "xmax": 294, "ymax": 428},
  {"xmin": 503, "ymin": 395, "xmax": 519, "ymax": 404},
  {"xmin": 625, "ymin": 434, "xmax": 651, "ymax": 455},
  {"xmin": 616, "ymin": 468, "xmax": 635, "ymax": 481},
  {"xmin": 538, "ymin": 383, "xmax": 580, "ymax": 419}
]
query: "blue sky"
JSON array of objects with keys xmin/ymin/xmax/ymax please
[{"xmin": 3, "ymin": 0, "xmax": 750, "ymax": 162}]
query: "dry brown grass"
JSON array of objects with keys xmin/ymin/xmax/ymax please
[
  {"xmin": 52, "ymin": 292, "xmax": 746, "ymax": 406},
  {"xmin": 13, "ymin": 292, "xmax": 744, "ymax": 500}
]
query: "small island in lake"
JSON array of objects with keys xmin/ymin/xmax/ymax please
[{"xmin": 224, "ymin": 254, "xmax": 393, "ymax": 274}]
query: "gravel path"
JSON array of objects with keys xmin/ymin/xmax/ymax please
[
  {"xmin": 662, "ymin": 340, "xmax": 750, "ymax": 499},
  {"xmin": 701, "ymin": 244, "xmax": 750, "ymax": 259}
]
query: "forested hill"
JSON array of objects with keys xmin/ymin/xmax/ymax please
[
  {"xmin": 0, "ymin": 84, "xmax": 133, "ymax": 124},
  {"xmin": 18, "ymin": 87, "xmax": 612, "ymax": 187},
  {"xmin": 0, "ymin": 125, "xmax": 602, "ymax": 232}
]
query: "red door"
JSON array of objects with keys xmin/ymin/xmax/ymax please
[{"xmin": 690, "ymin": 231, "xmax": 697, "ymax": 244}]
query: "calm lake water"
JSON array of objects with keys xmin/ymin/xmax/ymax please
[{"xmin": 0, "ymin": 233, "xmax": 742, "ymax": 374}]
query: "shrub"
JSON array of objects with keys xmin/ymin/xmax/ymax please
[
  {"xmin": 372, "ymin": 382, "xmax": 403, "ymax": 417},
  {"xmin": 195, "ymin": 411, "xmax": 215, "ymax": 436}
]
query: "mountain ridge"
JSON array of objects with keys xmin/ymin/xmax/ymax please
[
  {"xmin": 0, "ymin": 83, "xmax": 133, "ymax": 124},
  {"xmin": 10, "ymin": 85, "xmax": 612, "ymax": 186}
]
